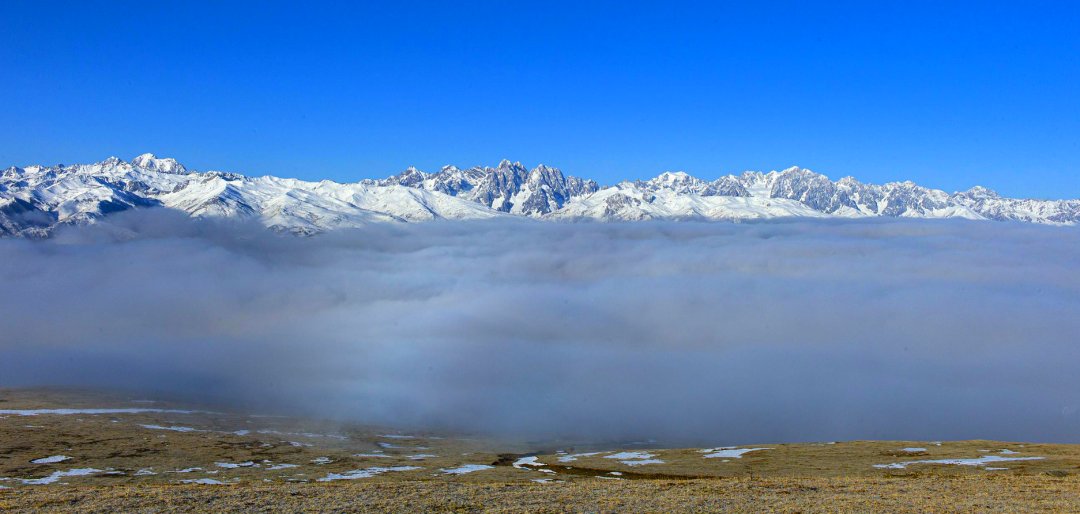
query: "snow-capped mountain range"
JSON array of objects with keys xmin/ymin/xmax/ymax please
[{"xmin": 2, "ymin": 153, "xmax": 1078, "ymax": 237}]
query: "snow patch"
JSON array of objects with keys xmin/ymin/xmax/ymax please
[
  {"xmin": 180, "ymin": 478, "xmax": 228, "ymax": 485},
  {"xmin": 512, "ymin": 456, "xmax": 544, "ymax": 468},
  {"xmin": 31, "ymin": 455, "xmax": 71, "ymax": 464},
  {"xmin": 557, "ymin": 452, "xmax": 603, "ymax": 463},
  {"xmin": 215, "ymin": 461, "xmax": 256, "ymax": 469},
  {"xmin": 21, "ymin": 468, "xmax": 101, "ymax": 485},
  {"xmin": 317, "ymin": 466, "xmax": 420, "ymax": 482},
  {"xmin": 604, "ymin": 451, "xmax": 654, "ymax": 460},
  {"xmin": 621, "ymin": 459, "xmax": 664, "ymax": 466},
  {"xmin": 604, "ymin": 451, "xmax": 664, "ymax": 466},
  {"xmin": 140, "ymin": 424, "xmax": 202, "ymax": 433},
  {"xmin": 702, "ymin": 447, "xmax": 772, "ymax": 459},
  {"xmin": 440, "ymin": 464, "xmax": 494, "ymax": 475},
  {"xmin": 873, "ymin": 455, "xmax": 1044, "ymax": 469}
]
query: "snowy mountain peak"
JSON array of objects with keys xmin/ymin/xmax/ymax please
[
  {"xmin": 960, "ymin": 185, "xmax": 1001, "ymax": 199},
  {"xmin": 2, "ymin": 155, "xmax": 1078, "ymax": 237},
  {"xmin": 639, "ymin": 171, "xmax": 749, "ymax": 198},
  {"xmin": 654, "ymin": 171, "xmax": 692, "ymax": 183},
  {"xmin": 131, "ymin": 153, "xmax": 188, "ymax": 175},
  {"xmin": 376, "ymin": 159, "xmax": 598, "ymax": 217},
  {"xmin": 497, "ymin": 159, "xmax": 527, "ymax": 172},
  {"xmin": 394, "ymin": 166, "xmax": 427, "ymax": 186}
]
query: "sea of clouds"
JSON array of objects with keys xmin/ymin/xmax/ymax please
[{"xmin": 2, "ymin": 209, "xmax": 1078, "ymax": 445}]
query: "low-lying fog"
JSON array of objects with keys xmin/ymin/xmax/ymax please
[{"xmin": 2, "ymin": 210, "xmax": 1078, "ymax": 445}]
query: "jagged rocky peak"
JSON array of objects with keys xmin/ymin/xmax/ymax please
[
  {"xmin": 636, "ymin": 171, "xmax": 749, "ymax": 197},
  {"xmin": 394, "ymin": 166, "xmax": 428, "ymax": 186},
  {"xmin": 377, "ymin": 159, "xmax": 599, "ymax": 216},
  {"xmin": 131, "ymin": 153, "xmax": 188, "ymax": 175},
  {"xmin": 496, "ymin": 159, "xmax": 527, "ymax": 172}
]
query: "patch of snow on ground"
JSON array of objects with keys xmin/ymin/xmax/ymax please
[
  {"xmin": 312, "ymin": 457, "xmax": 332, "ymax": 465},
  {"xmin": 512, "ymin": 456, "xmax": 544, "ymax": 469},
  {"xmin": 702, "ymin": 447, "xmax": 772, "ymax": 459},
  {"xmin": 140, "ymin": 424, "xmax": 202, "ymax": 433},
  {"xmin": 621, "ymin": 459, "xmax": 664, "ymax": 466},
  {"xmin": 353, "ymin": 453, "xmax": 390, "ymax": 458},
  {"xmin": 557, "ymin": 452, "xmax": 602, "ymax": 463},
  {"xmin": 512, "ymin": 456, "xmax": 557, "ymax": 473},
  {"xmin": 408, "ymin": 454, "xmax": 437, "ymax": 460},
  {"xmin": 999, "ymin": 449, "xmax": 1019, "ymax": 455},
  {"xmin": 21, "ymin": 468, "xmax": 101, "ymax": 485},
  {"xmin": 604, "ymin": 451, "xmax": 654, "ymax": 460},
  {"xmin": 134, "ymin": 469, "xmax": 156, "ymax": 476},
  {"xmin": 440, "ymin": 464, "xmax": 494, "ymax": 475},
  {"xmin": 901, "ymin": 447, "xmax": 927, "ymax": 452},
  {"xmin": 604, "ymin": 451, "xmax": 664, "ymax": 466},
  {"xmin": 31, "ymin": 455, "xmax": 71, "ymax": 464},
  {"xmin": 267, "ymin": 463, "xmax": 298, "ymax": 470},
  {"xmin": 215, "ymin": 461, "xmax": 256, "ymax": 469},
  {"xmin": 873, "ymin": 455, "xmax": 1044, "ymax": 469},
  {"xmin": 170, "ymin": 467, "xmax": 202, "ymax": 473},
  {"xmin": 317, "ymin": 466, "xmax": 420, "ymax": 482},
  {"xmin": 180, "ymin": 478, "xmax": 227, "ymax": 485}
]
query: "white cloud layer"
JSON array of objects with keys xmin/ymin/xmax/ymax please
[{"xmin": 2, "ymin": 210, "xmax": 1079, "ymax": 445}]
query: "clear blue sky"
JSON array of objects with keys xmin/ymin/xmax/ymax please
[{"xmin": 2, "ymin": 1, "xmax": 1078, "ymax": 198}]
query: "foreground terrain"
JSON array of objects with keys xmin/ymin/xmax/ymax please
[{"xmin": 2, "ymin": 389, "xmax": 1079, "ymax": 512}]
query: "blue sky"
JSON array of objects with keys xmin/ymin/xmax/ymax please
[{"xmin": 2, "ymin": 1, "xmax": 1078, "ymax": 198}]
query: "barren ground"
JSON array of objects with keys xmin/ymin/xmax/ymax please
[{"xmin": 2, "ymin": 388, "xmax": 1079, "ymax": 512}]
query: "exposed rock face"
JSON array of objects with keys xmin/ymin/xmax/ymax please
[{"xmin": 372, "ymin": 160, "xmax": 599, "ymax": 216}]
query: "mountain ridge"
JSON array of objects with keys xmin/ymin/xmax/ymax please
[{"xmin": 2, "ymin": 154, "xmax": 1078, "ymax": 237}]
